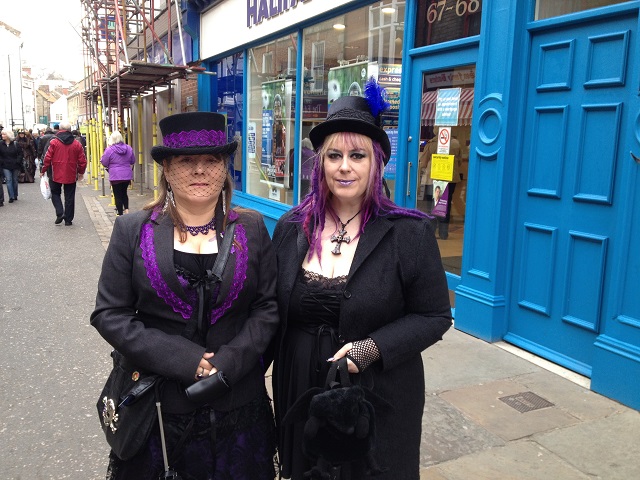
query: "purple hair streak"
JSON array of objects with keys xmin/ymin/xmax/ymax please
[{"xmin": 289, "ymin": 132, "xmax": 428, "ymax": 263}]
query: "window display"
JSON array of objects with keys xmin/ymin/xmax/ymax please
[
  {"xmin": 300, "ymin": 0, "xmax": 405, "ymax": 201},
  {"xmin": 241, "ymin": 1, "xmax": 405, "ymax": 205},
  {"xmin": 212, "ymin": 53, "xmax": 244, "ymax": 191},
  {"xmin": 247, "ymin": 35, "xmax": 298, "ymax": 205}
]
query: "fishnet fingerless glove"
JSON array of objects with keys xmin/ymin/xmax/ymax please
[{"xmin": 346, "ymin": 338, "xmax": 380, "ymax": 372}]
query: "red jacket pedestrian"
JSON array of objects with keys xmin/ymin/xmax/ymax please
[
  {"xmin": 41, "ymin": 123, "xmax": 88, "ymax": 226},
  {"xmin": 42, "ymin": 129, "xmax": 87, "ymax": 183}
]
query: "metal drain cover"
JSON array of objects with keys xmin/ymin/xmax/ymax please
[{"xmin": 499, "ymin": 391, "xmax": 554, "ymax": 413}]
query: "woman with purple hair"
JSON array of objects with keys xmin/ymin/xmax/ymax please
[{"xmin": 271, "ymin": 81, "xmax": 453, "ymax": 479}]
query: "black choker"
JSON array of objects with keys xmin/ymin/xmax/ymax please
[
  {"xmin": 330, "ymin": 210, "xmax": 361, "ymax": 255},
  {"xmin": 180, "ymin": 217, "xmax": 216, "ymax": 236}
]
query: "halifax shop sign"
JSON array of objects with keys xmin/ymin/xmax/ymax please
[{"xmin": 247, "ymin": 0, "xmax": 313, "ymax": 28}]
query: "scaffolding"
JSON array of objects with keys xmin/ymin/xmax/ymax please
[{"xmin": 78, "ymin": 0, "xmax": 203, "ymax": 197}]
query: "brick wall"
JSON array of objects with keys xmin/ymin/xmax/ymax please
[{"xmin": 180, "ymin": 75, "xmax": 199, "ymax": 112}]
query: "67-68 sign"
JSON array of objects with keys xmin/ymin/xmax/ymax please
[{"xmin": 427, "ymin": 0, "xmax": 481, "ymax": 24}]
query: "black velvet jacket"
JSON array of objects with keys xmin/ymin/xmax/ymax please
[
  {"xmin": 91, "ymin": 207, "xmax": 279, "ymax": 412},
  {"xmin": 271, "ymin": 210, "xmax": 452, "ymax": 479}
]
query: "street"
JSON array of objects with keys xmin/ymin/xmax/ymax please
[
  {"xmin": 0, "ymin": 179, "xmax": 112, "ymax": 479},
  {"xmin": 1, "ymin": 178, "xmax": 639, "ymax": 480}
]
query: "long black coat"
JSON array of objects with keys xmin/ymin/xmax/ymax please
[
  {"xmin": 91, "ymin": 207, "xmax": 279, "ymax": 412},
  {"xmin": 271, "ymin": 210, "xmax": 452, "ymax": 479}
]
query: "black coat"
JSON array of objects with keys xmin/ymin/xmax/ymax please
[
  {"xmin": 271, "ymin": 210, "xmax": 452, "ymax": 479},
  {"xmin": 91, "ymin": 207, "xmax": 279, "ymax": 412},
  {"xmin": 0, "ymin": 141, "xmax": 23, "ymax": 170}
]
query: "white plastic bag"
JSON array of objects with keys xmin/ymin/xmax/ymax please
[{"xmin": 40, "ymin": 173, "xmax": 51, "ymax": 200}]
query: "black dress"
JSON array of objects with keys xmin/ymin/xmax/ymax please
[
  {"xmin": 279, "ymin": 268, "xmax": 347, "ymax": 479},
  {"xmin": 107, "ymin": 251, "xmax": 276, "ymax": 480}
]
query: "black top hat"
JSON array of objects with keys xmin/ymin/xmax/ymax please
[
  {"xmin": 309, "ymin": 82, "xmax": 391, "ymax": 164},
  {"xmin": 151, "ymin": 112, "xmax": 237, "ymax": 163}
]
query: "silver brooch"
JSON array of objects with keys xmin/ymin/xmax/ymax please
[{"xmin": 102, "ymin": 396, "xmax": 119, "ymax": 433}]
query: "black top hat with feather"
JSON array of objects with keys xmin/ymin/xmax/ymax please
[
  {"xmin": 151, "ymin": 112, "xmax": 237, "ymax": 164},
  {"xmin": 309, "ymin": 78, "xmax": 391, "ymax": 164}
]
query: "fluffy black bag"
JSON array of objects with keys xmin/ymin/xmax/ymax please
[
  {"xmin": 96, "ymin": 350, "xmax": 162, "ymax": 461},
  {"xmin": 283, "ymin": 358, "xmax": 390, "ymax": 478}
]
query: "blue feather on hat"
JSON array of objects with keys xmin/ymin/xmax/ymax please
[{"xmin": 363, "ymin": 77, "xmax": 390, "ymax": 118}]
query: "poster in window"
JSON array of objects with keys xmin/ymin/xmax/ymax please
[
  {"xmin": 261, "ymin": 79, "xmax": 293, "ymax": 181},
  {"xmin": 327, "ymin": 61, "xmax": 379, "ymax": 107}
]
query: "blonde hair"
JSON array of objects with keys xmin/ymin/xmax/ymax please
[{"xmin": 108, "ymin": 131, "xmax": 124, "ymax": 146}]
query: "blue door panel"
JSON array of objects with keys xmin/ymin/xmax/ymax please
[{"xmin": 508, "ymin": 11, "xmax": 638, "ymax": 376}]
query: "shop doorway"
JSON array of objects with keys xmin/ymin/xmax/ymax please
[{"xmin": 408, "ymin": 55, "xmax": 477, "ymax": 305}]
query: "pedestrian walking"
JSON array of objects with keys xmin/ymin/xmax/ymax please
[
  {"xmin": 0, "ymin": 129, "xmax": 24, "ymax": 203},
  {"xmin": 101, "ymin": 131, "xmax": 135, "ymax": 215},
  {"xmin": 16, "ymin": 129, "xmax": 37, "ymax": 183},
  {"xmin": 41, "ymin": 121, "xmax": 87, "ymax": 226},
  {"xmin": 37, "ymin": 127, "xmax": 56, "ymax": 162}
]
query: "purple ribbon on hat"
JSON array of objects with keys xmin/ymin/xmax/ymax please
[{"xmin": 162, "ymin": 129, "xmax": 227, "ymax": 148}]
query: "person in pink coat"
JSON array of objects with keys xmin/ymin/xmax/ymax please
[
  {"xmin": 101, "ymin": 131, "xmax": 136, "ymax": 215},
  {"xmin": 42, "ymin": 121, "xmax": 87, "ymax": 226}
]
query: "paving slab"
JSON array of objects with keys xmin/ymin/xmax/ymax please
[
  {"xmin": 423, "ymin": 328, "xmax": 540, "ymax": 393},
  {"xmin": 535, "ymin": 410, "xmax": 640, "ymax": 480},
  {"xmin": 424, "ymin": 440, "xmax": 591, "ymax": 480},
  {"xmin": 439, "ymin": 379, "xmax": 580, "ymax": 441},
  {"xmin": 516, "ymin": 370, "xmax": 628, "ymax": 422},
  {"xmin": 421, "ymin": 393, "xmax": 504, "ymax": 467}
]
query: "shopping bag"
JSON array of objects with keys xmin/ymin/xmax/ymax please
[{"xmin": 40, "ymin": 173, "xmax": 51, "ymax": 200}]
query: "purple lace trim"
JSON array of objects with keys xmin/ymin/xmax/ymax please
[
  {"xmin": 177, "ymin": 274, "xmax": 198, "ymax": 305},
  {"xmin": 162, "ymin": 129, "xmax": 227, "ymax": 148},
  {"xmin": 141, "ymin": 209, "xmax": 193, "ymax": 320},
  {"xmin": 210, "ymin": 223, "xmax": 248, "ymax": 325}
]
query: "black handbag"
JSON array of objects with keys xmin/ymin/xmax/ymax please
[
  {"xmin": 96, "ymin": 350, "xmax": 162, "ymax": 461},
  {"xmin": 283, "ymin": 358, "xmax": 391, "ymax": 478}
]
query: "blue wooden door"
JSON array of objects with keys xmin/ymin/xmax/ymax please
[{"xmin": 505, "ymin": 9, "xmax": 640, "ymax": 377}]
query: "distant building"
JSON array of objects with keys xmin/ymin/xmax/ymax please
[{"xmin": 0, "ymin": 20, "xmax": 26, "ymax": 129}]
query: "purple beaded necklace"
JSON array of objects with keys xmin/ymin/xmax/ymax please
[{"xmin": 179, "ymin": 217, "xmax": 216, "ymax": 236}]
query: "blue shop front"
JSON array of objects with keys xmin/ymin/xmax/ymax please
[{"xmin": 184, "ymin": 0, "xmax": 640, "ymax": 409}]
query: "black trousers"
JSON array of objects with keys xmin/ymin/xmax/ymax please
[
  {"xmin": 111, "ymin": 182, "xmax": 130, "ymax": 215},
  {"xmin": 50, "ymin": 180, "xmax": 77, "ymax": 222}
]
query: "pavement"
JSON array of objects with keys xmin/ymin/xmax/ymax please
[{"xmin": 1, "ymin": 175, "xmax": 639, "ymax": 479}]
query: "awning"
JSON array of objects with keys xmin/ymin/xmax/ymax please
[
  {"xmin": 85, "ymin": 61, "xmax": 205, "ymax": 108},
  {"xmin": 421, "ymin": 87, "xmax": 474, "ymax": 126}
]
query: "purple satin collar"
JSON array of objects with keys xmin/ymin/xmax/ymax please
[{"xmin": 162, "ymin": 129, "xmax": 227, "ymax": 148}]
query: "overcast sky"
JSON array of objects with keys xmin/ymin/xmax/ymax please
[{"xmin": 3, "ymin": 0, "xmax": 85, "ymax": 81}]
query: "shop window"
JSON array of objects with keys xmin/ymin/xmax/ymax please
[
  {"xmin": 535, "ymin": 0, "xmax": 628, "ymax": 20},
  {"xmin": 247, "ymin": 34, "xmax": 298, "ymax": 205},
  {"xmin": 212, "ymin": 53, "xmax": 244, "ymax": 192},
  {"xmin": 414, "ymin": 0, "xmax": 482, "ymax": 48},
  {"xmin": 301, "ymin": 1, "xmax": 404, "ymax": 200}
]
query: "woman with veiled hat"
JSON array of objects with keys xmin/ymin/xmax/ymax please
[
  {"xmin": 91, "ymin": 112, "xmax": 278, "ymax": 479},
  {"xmin": 271, "ymin": 80, "xmax": 452, "ymax": 479}
]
